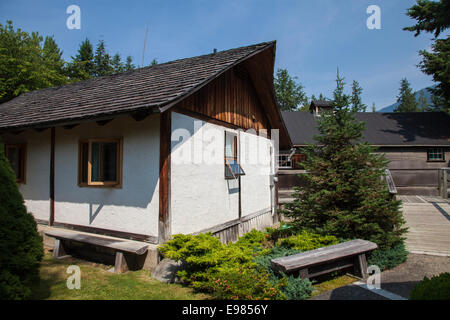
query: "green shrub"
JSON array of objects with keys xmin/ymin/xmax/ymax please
[
  {"xmin": 255, "ymin": 246, "xmax": 314, "ymax": 300},
  {"xmin": 0, "ymin": 147, "xmax": 43, "ymax": 300},
  {"xmin": 276, "ymin": 231, "xmax": 339, "ymax": 251},
  {"xmin": 367, "ymin": 242, "xmax": 408, "ymax": 271},
  {"xmin": 410, "ymin": 273, "xmax": 450, "ymax": 300},
  {"xmin": 159, "ymin": 231, "xmax": 280, "ymax": 299}
]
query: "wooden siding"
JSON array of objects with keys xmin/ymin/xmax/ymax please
[{"xmin": 175, "ymin": 68, "xmax": 269, "ymax": 132}]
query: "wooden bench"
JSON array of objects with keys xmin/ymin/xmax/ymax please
[
  {"xmin": 45, "ymin": 229, "xmax": 149, "ymax": 273},
  {"xmin": 271, "ymin": 239, "xmax": 377, "ymax": 279}
]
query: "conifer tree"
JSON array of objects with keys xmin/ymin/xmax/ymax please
[
  {"xmin": 274, "ymin": 68, "xmax": 308, "ymax": 111},
  {"xmin": 283, "ymin": 72, "xmax": 406, "ymax": 249},
  {"xmin": 0, "ymin": 147, "xmax": 43, "ymax": 299},
  {"xmin": 395, "ymin": 78, "xmax": 419, "ymax": 112},
  {"xmin": 125, "ymin": 56, "xmax": 135, "ymax": 71},
  {"xmin": 111, "ymin": 53, "xmax": 125, "ymax": 73},
  {"xmin": 94, "ymin": 40, "xmax": 113, "ymax": 77},
  {"xmin": 67, "ymin": 38, "xmax": 95, "ymax": 80},
  {"xmin": 350, "ymin": 80, "xmax": 366, "ymax": 112}
]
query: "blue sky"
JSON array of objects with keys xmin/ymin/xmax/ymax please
[{"xmin": 0, "ymin": 0, "xmax": 442, "ymax": 109}]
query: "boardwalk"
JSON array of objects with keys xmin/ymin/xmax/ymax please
[{"xmin": 398, "ymin": 195, "xmax": 450, "ymax": 256}]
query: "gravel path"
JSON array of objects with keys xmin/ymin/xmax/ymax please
[{"xmin": 310, "ymin": 253, "xmax": 450, "ymax": 300}]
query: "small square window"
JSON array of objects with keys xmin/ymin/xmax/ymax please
[
  {"xmin": 427, "ymin": 148, "xmax": 445, "ymax": 162},
  {"xmin": 4, "ymin": 144, "xmax": 26, "ymax": 183},
  {"xmin": 78, "ymin": 138, "xmax": 122, "ymax": 187}
]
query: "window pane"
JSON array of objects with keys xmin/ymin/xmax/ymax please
[
  {"xmin": 225, "ymin": 133, "xmax": 236, "ymax": 158},
  {"xmin": 91, "ymin": 142, "xmax": 100, "ymax": 182},
  {"xmin": 102, "ymin": 142, "xmax": 117, "ymax": 181}
]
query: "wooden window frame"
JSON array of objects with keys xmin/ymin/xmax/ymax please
[
  {"xmin": 4, "ymin": 143, "xmax": 27, "ymax": 184},
  {"xmin": 224, "ymin": 131, "xmax": 244, "ymax": 179},
  {"xmin": 427, "ymin": 147, "xmax": 445, "ymax": 162},
  {"xmin": 78, "ymin": 138, "xmax": 123, "ymax": 188}
]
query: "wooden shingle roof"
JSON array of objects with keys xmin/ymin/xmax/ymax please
[
  {"xmin": 0, "ymin": 41, "xmax": 275, "ymax": 132},
  {"xmin": 282, "ymin": 111, "xmax": 450, "ymax": 147}
]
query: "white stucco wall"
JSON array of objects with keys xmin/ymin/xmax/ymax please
[
  {"xmin": 1, "ymin": 130, "xmax": 51, "ymax": 221},
  {"xmin": 240, "ymin": 130, "xmax": 273, "ymax": 217},
  {"xmin": 53, "ymin": 115, "xmax": 160, "ymax": 236},
  {"xmin": 170, "ymin": 112, "xmax": 273, "ymax": 235},
  {"xmin": 2, "ymin": 115, "xmax": 160, "ymax": 237}
]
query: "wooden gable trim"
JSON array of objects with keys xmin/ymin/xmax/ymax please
[{"xmin": 159, "ymin": 42, "xmax": 276, "ymax": 114}]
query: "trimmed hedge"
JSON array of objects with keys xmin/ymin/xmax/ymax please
[
  {"xmin": 0, "ymin": 147, "xmax": 43, "ymax": 300},
  {"xmin": 410, "ymin": 273, "xmax": 450, "ymax": 300}
]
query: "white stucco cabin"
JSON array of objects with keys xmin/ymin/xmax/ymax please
[{"xmin": 0, "ymin": 41, "xmax": 291, "ymax": 245}]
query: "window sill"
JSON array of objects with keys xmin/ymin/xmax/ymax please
[{"xmin": 78, "ymin": 183, "xmax": 122, "ymax": 189}]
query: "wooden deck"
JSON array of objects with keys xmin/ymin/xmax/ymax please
[{"xmin": 399, "ymin": 195, "xmax": 450, "ymax": 256}]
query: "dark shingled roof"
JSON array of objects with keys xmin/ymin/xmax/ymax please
[
  {"xmin": 282, "ymin": 111, "xmax": 450, "ymax": 146},
  {"xmin": 0, "ymin": 41, "xmax": 274, "ymax": 131}
]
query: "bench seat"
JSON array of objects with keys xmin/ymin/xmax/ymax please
[
  {"xmin": 45, "ymin": 229, "xmax": 149, "ymax": 273},
  {"xmin": 271, "ymin": 239, "xmax": 377, "ymax": 279}
]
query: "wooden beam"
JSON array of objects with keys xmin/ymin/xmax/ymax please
[
  {"xmin": 49, "ymin": 127, "xmax": 55, "ymax": 226},
  {"xmin": 63, "ymin": 124, "xmax": 79, "ymax": 130},
  {"xmin": 158, "ymin": 111, "xmax": 171, "ymax": 243},
  {"xmin": 34, "ymin": 127, "xmax": 49, "ymax": 132},
  {"xmin": 96, "ymin": 119, "xmax": 113, "ymax": 126},
  {"xmin": 131, "ymin": 110, "xmax": 153, "ymax": 122}
]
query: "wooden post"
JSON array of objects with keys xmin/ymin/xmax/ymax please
[
  {"xmin": 49, "ymin": 127, "xmax": 55, "ymax": 226},
  {"xmin": 356, "ymin": 253, "xmax": 368, "ymax": 279},
  {"xmin": 114, "ymin": 252, "xmax": 129, "ymax": 273},
  {"xmin": 159, "ymin": 111, "xmax": 171, "ymax": 243},
  {"xmin": 53, "ymin": 239, "xmax": 66, "ymax": 258},
  {"xmin": 443, "ymin": 169, "xmax": 448, "ymax": 199}
]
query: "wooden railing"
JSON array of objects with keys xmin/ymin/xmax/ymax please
[{"xmin": 438, "ymin": 168, "xmax": 450, "ymax": 199}]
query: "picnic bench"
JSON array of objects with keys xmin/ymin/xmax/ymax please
[
  {"xmin": 270, "ymin": 239, "xmax": 377, "ymax": 279},
  {"xmin": 45, "ymin": 229, "xmax": 149, "ymax": 273}
]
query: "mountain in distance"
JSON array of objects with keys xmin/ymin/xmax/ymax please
[{"xmin": 378, "ymin": 86, "xmax": 434, "ymax": 113}]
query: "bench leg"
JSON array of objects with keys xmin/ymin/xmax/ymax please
[
  {"xmin": 53, "ymin": 239, "xmax": 67, "ymax": 259},
  {"xmin": 299, "ymin": 268, "xmax": 309, "ymax": 279},
  {"xmin": 355, "ymin": 253, "xmax": 368, "ymax": 279},
  {"xmin": 114, "ymin": 252, "xmax": 129, "ymax": 273}
]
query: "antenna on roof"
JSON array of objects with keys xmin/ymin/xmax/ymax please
[{"xmin": 141, "ymin": 24, "xmax": 149, "ymax": 67}]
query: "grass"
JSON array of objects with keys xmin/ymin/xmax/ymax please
[
  {"xmin": 30, "ymin": 252, "xmax": 358, "ymax": 300},
  {"xmin": 30, "ymin": 253, "xmax": 211, "ymax": 300},
  {"xmin": 311, "ymin": 274, "xmax": 358, "ymax": 297}
]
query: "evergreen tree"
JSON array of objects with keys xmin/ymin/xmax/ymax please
[
  {"xmin": 417, "ymin": 90, "xmax": 429, "ymax": 111},
  {"xmin": 350, "ymin": 80, "xmax": 366, "ymax": 112},
  {"xmin": 283, "ymin": 71, "xmax": 406, "ymax": 249},
  {"xmin": 394, "ymin": 78, "xmax": 419, "ymax": 112},
  {"xmin": 404, "ymin": 0, "xmax": 450, "ymax": 113},
  {"xmin": 149, "ymin": 58, "xmax": 158, "ymax": 66},
  {"xmin": 42, "ymin": 36, "xmax": 68, "ymax": 86},
  {"xmin": 418, "ymin": 38, "xmax": 450, "ymax": 113},
  {"xmin": 93, "ymin": 40, "xmax": 113, "ymax": 77},
  {"xmin": 372, "ymin": 103, "xmax": 376, "ymax": 112},
  {"xmin": 125, "ymin": 56, "xmax": 135, "ymax": 71},
  {"xmin": 274, "ymin": 68, "xmax": 308, "ymax": 111},
  {"xmin": 111, "ymin": 53, "xmax": 125, "ymax": 73},
  {"xmin": 67, "ymin": 38, "xmax": 95, "ymax": 80},
  {"xmin": 0, "ymin": 147, "xmax": 44, "ymax": 299}
]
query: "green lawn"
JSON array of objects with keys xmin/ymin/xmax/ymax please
[
  {"xmin": 30, "ymin": 253, "xmax": 211, "ymax": 300},
  {"xmin": 31, "ymin": 253, "xmax": 356, "ymax": 300}
]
